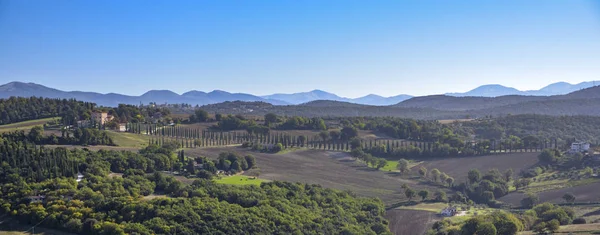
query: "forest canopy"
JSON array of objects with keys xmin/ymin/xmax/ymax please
[{"xmin": 0, "ymin": 137, "xmax": 391, "ymax": 235}]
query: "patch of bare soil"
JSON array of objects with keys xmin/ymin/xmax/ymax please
[
  {"xmin": 499, "ymin": 181, "xmax": 600, "ymax": 206},
  {"xmin": 385, "ymin": 209, "xmax": 438, "ymax": 235},
  {"xmin": 416, "ymin": 152, "xmax": 540, "ymax": 182}
]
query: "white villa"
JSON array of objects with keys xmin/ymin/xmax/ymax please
[
  {"xmin": 76, "ymin": 173, "xmax": 84, "ymax": 182},
  {"xmin": 440, "ymin": 207, "xmax": 457, "ymax": 217},
  {"xmin": 570, "ymin": 142, "xmax": 590, "ymax": 153}
]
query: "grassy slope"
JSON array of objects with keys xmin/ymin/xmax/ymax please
[
  {"xmin": 0, "ymin": 117, "xmax": 59, "ymax": 133},
  {"xmin": 519, "ymin": 224, "xmax": 600, "ymax": 235},
  {"xmin": 0, "ymin": 223, "xmax": 74, "ymax": 235},
  {"xmin": 398, "ymin": 202, "xmax": 449, "ymax": 213},
  {"xmin": 215, "ymin": 175, "xmax": 266, "ymax": 186},
  {"xmin": 106, "ymin": 131, "xmax": 150, "ymax": 148},
  {"xmin": 380, "ymin": 160, "xmax": 422, "ymax": 172}
]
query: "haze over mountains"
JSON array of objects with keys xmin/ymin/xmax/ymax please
[
  {"xmin": 446, "ymin": 81, "xmax": 600, "ymax": 97},
  {"xmin": 262, "ymin": 90, "xmax": 413, "ymax": 105},
  {"xmin": 200, "ymin": 86, "xmax": 600, "ymax": 119},
  {"xmin": 0, "ymin": 81, "xmax": 598, "ymax": 107},
  {"xmin": 0, "ymin": 82, "xmax": 413, "ymax": 106}
]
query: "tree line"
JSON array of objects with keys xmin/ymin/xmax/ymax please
[
  {"xmin": 0, "ymin": 96, "xmax": 173, "ymax": 128},
  {"xmin": 0, "ymin": 97, "xmax": 94, "ymax": 125},
  {"xmin": 2, "ymin": 126, "xmax": 115, "ymax": 146}
]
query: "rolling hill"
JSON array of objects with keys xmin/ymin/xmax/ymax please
[
  {"xmin": 196, "ymin": 86, "xmax": 600, "ymax": 119},
  {"xmin": 446, "ymin": 81, "xmax": 600, "ymax": 97},
  {"xmin": 0, "ymin": 82, "xmax": 288, "ymax": 107},
  {"xmin": 261, "ymin": 90, "xmax": 413, "ymax": 105},
  {"xmin": 1, "ymin": 81, "xmax": 599, "ymax": 119}
]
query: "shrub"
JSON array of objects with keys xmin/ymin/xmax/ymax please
[
  {"xmin": 272, "ymin": 143, "xmax": 283, "ymax": 153},
  {"xmin": 573, "ymin": 218, "xmax": 586, "ymax": 224},
  {"xmin": 242, "ymin": 142, "xmax": 253, "ymax": 148}
]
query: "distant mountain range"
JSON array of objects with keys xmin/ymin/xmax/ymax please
[
  {"xmin": 199, "ymin": 86, "xmax": 600, "ymax": 119},
  {"xmin": 261, "ymin": 90, "xmax": 412, "ymax": 105},
  {"xmin": 0, "ymin": 82, "xmax": 289, "ymax": 107},
  {"xmin": 0, "ymin": 80, "xmax": 598, "ymax": 107},
  {"xmin": 446, "ymin": 81, "xmax": 600, "ymax": 97},
  {"xmin": 0, "ymin": 82, "xmax": 413, "ymax": 106}
]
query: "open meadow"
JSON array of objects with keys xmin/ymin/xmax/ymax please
[
  {"xmin": 0, "ymin": 117, "xmax": 59, "ymax": 133},
  {"xmin": 214, "ymin": 175, "xmax": 267, "ymax": 186},
  {"xmin": 106, "ymin": 131, "xmax": 151, "ymax": 148}
]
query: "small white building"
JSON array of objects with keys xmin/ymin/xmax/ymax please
[
  {"xmin": 117, "ymin": 123, "xmax": 127, "ymax": 132},
  {"xmin": 570, "ymin": 142, "xmax": 590, "ymax": 153},
  {"xmin": 193, "ymin": 162, "xmax": 204, "ymax": 169},
  {"xmin": 76, "ymin": 173, "xmax": 84, "ymax": 182},
  {"xmin": 77, "ymin": 120, "xmax": 92, "ymax": 128},
  {"xmin": 440, "ymin": 207, "xmax": 457, "ymax": 217},
  {"xmin": 27, "ymin": 195, "xmax": 45, "ymax": 204}
]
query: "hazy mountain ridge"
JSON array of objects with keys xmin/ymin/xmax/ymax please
[
  {"xmin": 0, "ymin": 82, "xmax": 289, "ymax": 107},
  {"xmin": 446, "ymin": 81, "xmax": 600, "ymax": 97},
  {"xmin": 0, "ymin": 81, "xmax": 598, "ymax": 108},
  {"xmin": 261, "ymin": 90, "xmax": 413, "ymax": 105},
  {"xmin": 199, "ymin": 86, "xmax": 600, "ymax": 119}
]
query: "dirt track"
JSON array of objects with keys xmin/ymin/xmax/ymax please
[
  {"xmin": 416, "ymin": 152, "xmax": 540, "ymax": 182},
  {"xmin": 185, "ymin": 147, "xmax": 446, "ymax": 205},
  {"xmin": 499, "ymin": 181, "xmax": 600, "ymax": 206},
  {"xmin": 385, "ymin": 209, "xmax": 438, "ymax": 235}
]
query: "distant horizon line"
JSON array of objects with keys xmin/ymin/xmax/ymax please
[{"xmin": 1, "ymin": 80, "xmax": 599, "ymax": 99}]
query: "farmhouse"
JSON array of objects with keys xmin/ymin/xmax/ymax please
[
  {"xmin": 92, "ymin": 112, "xmax": 114, "ymax": 125},
  {"xmin": 440, "ymin": 207, "xmax": 457, "ymax": 217},
  {"xmin": 193, "ymin": 162, "xmax": 204, "ymax": 169},
  {"xmin": 570, "ymin": 142, "xmax": 590, "ymax": 153}
]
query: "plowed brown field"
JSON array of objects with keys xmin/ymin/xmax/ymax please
[{"xmin": 415, "ymin": 152, "xmax": 540, "ymax": 181}]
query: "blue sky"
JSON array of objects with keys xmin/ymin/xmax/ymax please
[{"xmin": 1, "ymin": 0, "xmax": 599, "ymax": 97}]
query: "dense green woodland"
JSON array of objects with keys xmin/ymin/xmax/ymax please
[
  {"xmin": 3, "ymin": 127, "xmax": 115, "ymax": 146},
  {"xmin": 0, "ymin": 137, "xmax": 390, "ymax": 235},
  {"xmin": 0, "ymin": 97, "xmax": 171, "ymax": 126},
  {"xmin": 0, "ymin": 97, "xmax": 94, "ymax": 125},
  {"xmin": 462, "ymin": 114, "xmax": 600, "ymax": 145}
]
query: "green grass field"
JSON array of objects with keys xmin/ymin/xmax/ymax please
[
  {"xmin": 0, "ymin": 117, "xmax": 59, "ymax": 133},
  {"xmin": 276, "ymin": 147, "xmax": 303, "ymax": 154},
  {"xmin": 215, "ymin": 175, "xmax": 266, "ymax": 186},
  {"xmin": 398, "ymin": 202, "xmax": 449, "ymax": 212},
  {"xmin": 380, "ymin": 160, "xmax": 423, "ymax": 172},
  {"xmin": 106, "ymin": 131, "xmax": 150, "ymax": 148}
]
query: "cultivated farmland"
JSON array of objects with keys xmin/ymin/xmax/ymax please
[
  {"xmin": 499, "ymin": 181, "xmax": 600, "ymax": 206},
  {"xmin": 0, "ymin": 117, "xmax": 59, "ymax": 133},
  {"xmin": 184, "ymin": 147, "xmax": 449, "ymax": 204},
  {"xmin": 385, "ymin": 209, "xmax": 438, "ymax": 235},
  {"xmin": 415, "ymin": 152, "xmax": 540, "ymax": 181}
]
